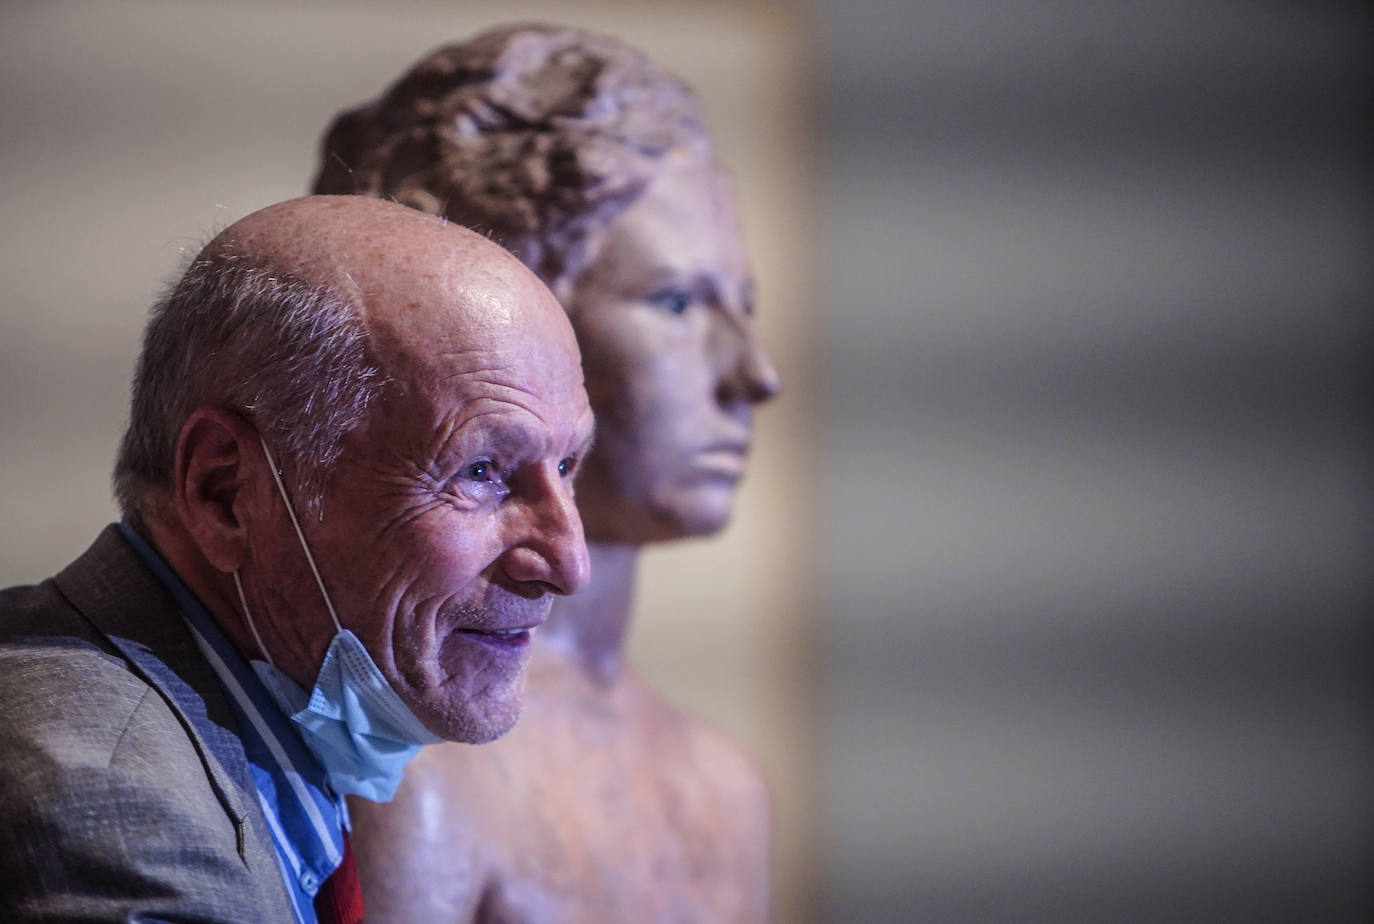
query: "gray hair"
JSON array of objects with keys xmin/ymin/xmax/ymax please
[
  {"xmin": 113, "ymin": 252, "xmax": 384, "ymax": 525},
  {"xmin": 311, "ymin": 23, "xmax": 712, "ymax": 290}
]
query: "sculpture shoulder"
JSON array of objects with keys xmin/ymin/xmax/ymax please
[
  {"xmin": 620, "ymin": 673, "xmax": 774, "ymax": 922},
  {"xmin": 628, "ymin": 672, "xmax": 772, "ymax": 817},
  {"xmin": 350, "ymin": 742, "xmax": 502, "ymax": 922},
  {"xmin": 351, "ymin": 658, "xmax": 775, "ymax": 923}
]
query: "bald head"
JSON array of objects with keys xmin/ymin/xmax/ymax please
[
  {"xmin": 114, "ymin": 194, "xmax": 593, "ymax": 746},
  {"xmin": 206, "ymin": 195, "xmax": 526, "ymax": 297},
  {"xmin": 114, "ymin": 195, "xmax": 580, "ymax": 525}
]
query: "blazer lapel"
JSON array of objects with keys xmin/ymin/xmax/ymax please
[{"xmin": 52, "ymin": 526, "xmax": 255, "ymax": 849}]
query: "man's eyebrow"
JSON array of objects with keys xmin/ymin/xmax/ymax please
[
  {"xmin": 439, "ymin": 415, "xmax": 596, "ymax": 461},
  {"xmin": 430, "ymin": 414, "xmax": 527, "ymax": 461},
  {"xmin": 485, "ymin": 422, "xmax": 545, "ymax": 456}
]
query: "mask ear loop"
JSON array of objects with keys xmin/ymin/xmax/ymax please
[
  {"xmin": 258, "ymin": 436, "xmax": 343, "ymax": 634},
  {"xmin": 232, "ymin": 569, "xmax": 276, "ymax": 669}
]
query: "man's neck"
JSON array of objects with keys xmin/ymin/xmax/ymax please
[
  {"xmin": 137, "ymin": 514, "xmax": 257, "ymax": 662},
  {"xmin": 537, "ymin": 541, "xmax": 640, "ymax": 686}
]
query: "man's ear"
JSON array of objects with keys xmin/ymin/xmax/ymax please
[{"xmin": 173, "ymin": 408, "xmax": 264, "ymax": 574}]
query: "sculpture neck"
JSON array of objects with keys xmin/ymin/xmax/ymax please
[{"xmin": 539, "ymin": 541, "xmax": 639, "ymax": 686}]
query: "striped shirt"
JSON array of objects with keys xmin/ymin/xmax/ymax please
[{"xmin": 119, "ymin": 522, "xmax": 346, "ymax": 924}]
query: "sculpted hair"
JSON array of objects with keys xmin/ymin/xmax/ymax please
[
  {"xmin": 113, "ymin": 253, "xmax": 384, "ymax": 524},
  {"xmin": 311, "ymin": 23, "xmax": 713, "ymax": 289}
]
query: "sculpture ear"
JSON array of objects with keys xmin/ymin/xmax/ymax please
[
  {"xmin": 548, "ymin": 269, "xmax": 581, "ymax": 312},
  {"xmin": 173, "ymin": 409, "xmax": 264, "ymax": 573}
]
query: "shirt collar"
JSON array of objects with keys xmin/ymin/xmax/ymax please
[{"xmin": 115, "ymin": 519, "xmax": 326, "ymax": 778}]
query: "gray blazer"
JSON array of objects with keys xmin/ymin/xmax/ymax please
[{"xmin": 0, "ymin": 526, "xmax": 296, "ymax": 922}]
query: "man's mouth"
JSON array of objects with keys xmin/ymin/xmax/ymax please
[
  {"xmin": 453, "ymin": 626, "xmax": 533, "ymax": 651},
  {"xmin": 440, "ymin": 591, "xmax": 551, "ymax": 658}
]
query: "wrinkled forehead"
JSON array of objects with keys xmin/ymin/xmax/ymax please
[
  {"xmin": 364, "ymin": 254, "xmax": 584, "ymax": 403},
  {"xmin": 211, "ymin": 195, "xmax": 583, "ymax": 406}
]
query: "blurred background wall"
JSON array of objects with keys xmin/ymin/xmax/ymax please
[
  {"xmin": 812, "ymin": 1, "xmax": 1373, "ymax": 921},
  {"xmin": 2, "ymin": 1, "xmax": 1372, "ymax": 922}
]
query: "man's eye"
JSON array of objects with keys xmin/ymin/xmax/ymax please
[
  {"xmin": 465, "ymin": 461, "xmax": 495, "ymax": 482},
  {"xmin": 647, "ymin": 288, "xmax": 692, "ymax": 315},
  {"xmin": 557, "ymin": 456, "xmax": 576, "ymax": 477}
]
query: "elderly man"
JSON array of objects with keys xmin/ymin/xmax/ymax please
[{"xmin": 0, "ymin": 195, "xmax": 592, "ymax": 922}]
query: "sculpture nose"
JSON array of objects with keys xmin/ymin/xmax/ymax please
[{"xmin": 718, "ymin": 322, "xmax": 781, "ymax": 406}]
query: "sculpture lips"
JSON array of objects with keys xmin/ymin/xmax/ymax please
[{"xmin": 693, "ymin": 441, "xmax": 749, "ymax": 478}]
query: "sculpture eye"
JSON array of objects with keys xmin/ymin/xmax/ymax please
[{"xmin": 647, "ymin": 288, "xmax": 692, "ymax": 316}]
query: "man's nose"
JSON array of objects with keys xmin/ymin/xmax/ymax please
[
  {"xmin": 717, "ymin": 321, "xmax": 781, "ymax": 406},
  {"xmin": 500, "ymin": 473, "xmax": 590, "ymax": 596}
]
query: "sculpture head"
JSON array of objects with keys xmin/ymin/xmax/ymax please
[
  {"xmin": 314, "ymin": 24, "xmax": 779, "ymax": 544},
  {"xmin": 114, "ymin": 196, "xmax": 593, "ymax": 743}
]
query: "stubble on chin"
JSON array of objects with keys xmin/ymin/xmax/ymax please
[{"xmin": 423, "ymin": 663, "xmax": 529, "ymax": 744}]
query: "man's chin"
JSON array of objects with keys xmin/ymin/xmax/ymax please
[
  {"xmin": 419, "ymin": 683, "xmax": 525, "ymax": 745},
  {"xmin": 456, "ymin": 707, "xmax": 522, "ymax": 745}
]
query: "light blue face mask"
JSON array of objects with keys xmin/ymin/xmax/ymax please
[{"xmin": 231, "ymin": 438, "xmax": 441, "ymax": 803}]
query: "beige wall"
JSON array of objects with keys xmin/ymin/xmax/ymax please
[{"xmin": 0, "ymin": 1, "xmax": 818, "ymax": 920}]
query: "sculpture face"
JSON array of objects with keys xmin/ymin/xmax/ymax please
[{"xmin": 564, "ymin": 156, "xmax": 779, "ymax": 544}]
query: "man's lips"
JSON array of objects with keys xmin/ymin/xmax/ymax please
[
  {"xmin": 453, "ymin": 626, "xmax": 533, "ymax": 651},
  {"xmin": 445, "ymin": 594, "xmax": 551, "ymax": 651}
]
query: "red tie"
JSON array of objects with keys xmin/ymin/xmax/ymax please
[{"xmin": 315, "ymin": 834, "xmax": 366, "ymax": 924}]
